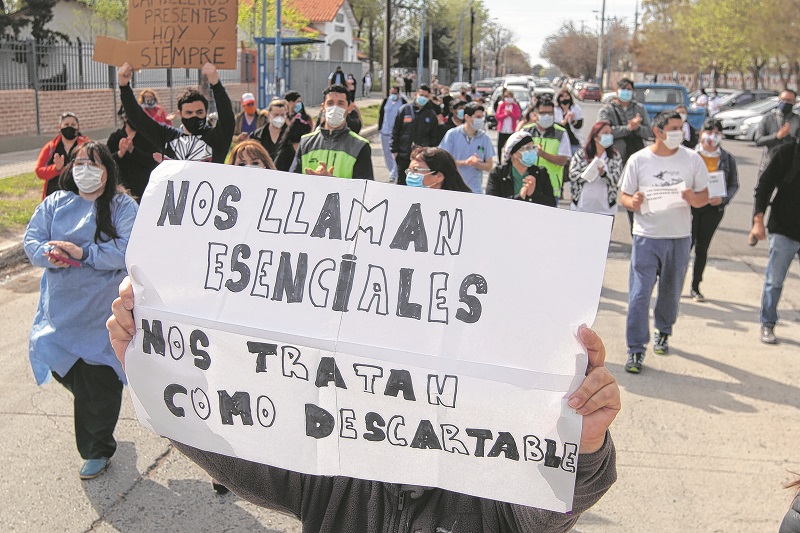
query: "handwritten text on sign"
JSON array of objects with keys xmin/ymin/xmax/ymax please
[{"xmin": 124, "ymin": 161, "xmax": 612, "ymax": 512}]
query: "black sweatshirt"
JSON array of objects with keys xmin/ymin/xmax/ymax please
[
  {"xmin": 172, "ymin": 432, "xmax": 616, "ymax": 533},
  {"xmin": 754, "ymin": 139, "xmax": 800, "ymax": 242},
  {"xmin": 120, "ymin": 82, "xmax": 234, "ymax": 164}
]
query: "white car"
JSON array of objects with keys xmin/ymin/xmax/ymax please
[{"xmin": 717, "ymin": 97, "xmax": 778, "ymax": 138}]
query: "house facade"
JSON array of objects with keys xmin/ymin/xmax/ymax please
[{"xmin": 289, "ymin": 0, "xmax": 360, "ymax": 62}]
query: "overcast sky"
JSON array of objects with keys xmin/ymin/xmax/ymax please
[{"xmin": 481, "ymin": 0, "xmax": 640, "ymax": 68}]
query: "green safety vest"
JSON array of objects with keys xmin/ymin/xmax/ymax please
[
  {"xmin": 523, "ymin": 123, "xmax": 566, "ymax": 196},
  {"xmin": 299, "ymin": 128, "xmax": 369, "ymax": 179}
]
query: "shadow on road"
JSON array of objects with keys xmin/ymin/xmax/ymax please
[
  {"xmin": 610, "ymin": 348, "xmax": 800, "ymax": 414},
  {"xmin": 82, "ymin": 442, "xmax": 281, "ymax": 533}
]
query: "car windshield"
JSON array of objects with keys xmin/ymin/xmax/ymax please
[
  {"xmin": 740, "ymin": 97, "xmax": 779, "ymax": 112},
  {"xmin": 634, "ymin": 87, "xmax": 684, "ymax": 105},
  {"xmin": 512, "ymin": 90, "xmax": 530, "ymax": 102},
  {"xmin": 717, "ymin": 92, "xmax": 744, "ymax": 106}
]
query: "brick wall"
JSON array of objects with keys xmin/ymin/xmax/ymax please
[{"xmin": 0, "ymin": 82, "xmax": 256, "ymax": 140}]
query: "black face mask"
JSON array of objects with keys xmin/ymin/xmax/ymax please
[
  {"xmin": 182, "ymin": 116, "xmax": 207, "ymax": 135},
  {"xmin": 60, "ymin": 126, "xmax": 78, "ymax": 140},
  {"xmin": 559, "ymin": 100, "xmax": 572, "ymax": 106},
  {"xmin": 778, "ymin": 102, "xmax": 794, "ymax": 116}
]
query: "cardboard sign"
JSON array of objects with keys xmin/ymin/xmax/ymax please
[
  {"xmin": 124, "ymin": 161, "xmax": 612, "ymax": 512},
  {"xmin": 93, "ymin": 0, "xmax": 237, "ymax": 69}
]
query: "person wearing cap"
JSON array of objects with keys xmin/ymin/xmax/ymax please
[
  {"xmin": 106, "ymin": 106, "xmax": 160, "ymax": 202},
  {"xmin": 233, "ymin": 92, "xmax": 268, "ymax": 143},
  {"xmin": 486, "ymin": 130, "xmax": 555, "ymax": 206}
]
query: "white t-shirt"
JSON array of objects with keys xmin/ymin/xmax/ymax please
[{"xmin": 620, "ymin": 146, "xmax": 709, "ymax": 239}]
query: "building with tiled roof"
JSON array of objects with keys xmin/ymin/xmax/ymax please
[{"xmin": 289, "ymin": 0, "xmax": 360, "ymax": 62}]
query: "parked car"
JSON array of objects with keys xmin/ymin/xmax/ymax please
[
  {"xmin": 485, "ymin": 86, "xmax": 532, "ymax": 130},
  {"xmin": 732, "ymin": 100, "xmax": 800, "ymax": 141},
  {"xmin": 474, "ymin": 79, "xmax": 496, "ymax": 97},
  {"xmin": 449, "ymin": 81, "xmax": 471, "ymax": 96},
  {"xmin": 503, "ymin": 75, "xmax": 530, "ymax": 88},
  {"xmin": 714, "ymin": 89, "xmax": 779, "ymax": 111},
  {"xmin": 633, "ymin": 83, "xmax": 705, "ymax": 130},
  {"xmin": 578, "ymin": 83, "xmax": 602, "ymax": 101},
  {"xmin": 716, "ymin": 97, "xmax": 779, "ymax": 138},
  {"xmin": 689, "ymin": 88, "xmax": 736, "ymax": 107}
]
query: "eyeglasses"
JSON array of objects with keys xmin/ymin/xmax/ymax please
[{"xmin": 405, "ymin": 167, "xmax": 434, "ymax": 175}]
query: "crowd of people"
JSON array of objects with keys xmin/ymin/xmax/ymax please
[{"xmin": 21, "ymin": 60, "xmax": 800, "ymax": 530}]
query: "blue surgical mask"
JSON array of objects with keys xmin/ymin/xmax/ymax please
[
  {"xmin": 294, "ymin": 102, "xmax": 303, "ymax": 113},
  {"xmin": 472, "ymin": 117, "xmax": 485, "ymax": 130},
  {"xmin": 599, "ymin": 133, "xmax": 614, "ymax": 148},
  {"xmin": 456, "ymin": 109, "xmax": 465, "ymax": 120},
  {"xmin": 416, "ymin": 96, "xmax": 429, "ymax": 107},
  {"xmin": 618, "ymin": 88, "xmax": 633, "ymax": 102},
  {"xmin": 390, "ymin": 94, "xmax": 398, "ymax": 102},
  {"xmin": 406, "ymin": 173, "xmax": 424, "ymax": 187},
  {"xmin": 537, "ymin": 114, "xmax": 554, "ymax": 129},
  {"xmin": 521, "ymin": 150, "xmax": 538, "ymax": 166}
]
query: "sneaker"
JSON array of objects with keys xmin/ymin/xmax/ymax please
[
  {"xmin": 654, "ymin": 330, "xmax": 670, "ymax": 355},
  {"xmin": 79, "ymin": 457, "xmax": 110, "ymax": 480},
  {"xmin": 691, "ymin": 289, "xmax": 705, "ymax": 302},
  {"xmin": 625, "ymin": 352, "xmax": 645, "ymax": 373},
  {"xmin": 761, "ymin": 325, "xmax": 777, "ymax": 345}
]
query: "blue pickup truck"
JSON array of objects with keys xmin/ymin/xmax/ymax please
[{"xmin": 633, "ymin": 83, "xmax": 705, "ymax": 130}]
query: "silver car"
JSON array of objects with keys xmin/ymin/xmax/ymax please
[{"xmin": 718, "ymin": 97, "xmax": 778, "ymax": 138}]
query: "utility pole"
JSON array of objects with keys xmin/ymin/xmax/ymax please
[
  {"xmin": 468, "ymin": 6, "xmax": 474, "ymax": 83},
  {"xmin": 428, "ymin": 21, "xmax": 433, "ymax": 84},
  {"xmin": 417, "ymin": 10, "xmax": 425, "ymax": 89},
  {"xmin": 275, "ymin": 0, "xmax": 282, "ymax": 95},
  {"xmin": 382, "ymin": 0, "xmax": 391, "ymax": 96},
  {"xmin": 595, "ymin": 0, "xmax": 606, "ymax": 83},
  {"xmin": 606, "ymin": 18, "xmax": 612, "ymax": 89}
]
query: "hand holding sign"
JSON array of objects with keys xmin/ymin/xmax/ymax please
[
  {"xmin": 118, "ymin": 62, "xmax": 133, "ymax": 87},
  {"xmin": 201, "ymin": 63, "xmax": 219, "ymax": 86},
  {"xmin": 629, "ymin": 191, "xmax": 645, "ymax": 211}
]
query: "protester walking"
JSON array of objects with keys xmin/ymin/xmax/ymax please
[
  {"xmin": 378, "ymin": 86, "xmax": 406, "ymax": 182},
  {"xmin": 273, "ymin": 114, "xmax": 312, "ymax": 172},
  {"xmin": 750, "ymin": 135, "xmax": 800, "ymax": 345},
  {"xmin": 35, "ymin": 112, "xmax": 89, "ymax": 199},
  {"xmin": 568, "ymin": 120, "xmax": 623, "ymax": 218},
  {"xmin": 25, "ymin": 141, "xmax": 137, "ymax": 481},
  {"xmin": 329, "ymin": 66, "xmax": 346, "ymax": 86},
  {"xmin": 755, "ymin": 89, "xmax": 800, "ymax": 174},
  {"xmin": 346, "ymin": 74, "xmax": 357, "ymax": 102},
  {"xmin": 495, "ymin": 89, "xmax": 522, "ymax": 162},
  {"xmin": 486, "ymin": 130, "xmax": 555, "ymax": 206},
  {"xmin": 362, "ymin": 72, "xmax": 372, "ymax": 97},
  {"xmin": 522, "ymin": 96, "xmax": 571, "ymax": 203},
  {"xmin": 690, "ymin": 118, "xmax": 739, "ymax": 302},
  {"xmin": 252, "ymin": 99, "xmax": 288, "ymax": 160},
  {"xmin": 619, "ymin": 110, "xmax": 709, "ymax": 373},
  {"xmin": 675, "ymin": 104, "xmax": 698, "ymax": 148},
  {"xmin": 391, "ymin": 84, "xmax": 438, "ymax": 185},
  {"xmin": 233, "ymin": 92, "xmax": 268, "ymax": 143}
]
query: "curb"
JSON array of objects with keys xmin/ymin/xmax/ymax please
[{"xmin": 0, "ymin": 242, "xmax": 28, "ymax": 276}]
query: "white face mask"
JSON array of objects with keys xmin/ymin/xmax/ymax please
[
  {"xmin": 271, "ymin": 116, "xmax": 286, "ymax": 128},
  {"xmin": 664, "ymin": 130, "xmax": 684, "ymax": 150},
  {"xmin": 325, "ymin": 105, "xmax": 347, "ymax": 128},
  {"xmin": 72, "ymin": 164, "xmax": 105, "ymax": 194}
]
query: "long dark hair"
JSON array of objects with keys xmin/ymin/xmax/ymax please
[
  {"xmin": 584, "ymin": 120, "xmax": 617, "ymax": 161},
  {"xmin": 59, "ymin": 141, "xmax": 124, "ymax": 243},
  {"xmin": 410, "ymin": 147, "xmax": 472, "ymax": 192}
]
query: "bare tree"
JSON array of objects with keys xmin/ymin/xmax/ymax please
[{"xmin": 484, "ymin": 22, "xmax": 514, "ymax": 77}]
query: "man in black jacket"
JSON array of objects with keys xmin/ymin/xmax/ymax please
[
  {"xmin": 118, "ymin": 62, "xmax": 234, "ymax": 164},
  {"xmin": 391, "ymin": 84, "xmax": 438, "ymax": 185},
  {"xmin": 750, "ymin": 137, "xmax": 800, "ymax": 344},
  {"xmin": 755, "ymin": 89, "xmax": 800, "ymax": 174}
]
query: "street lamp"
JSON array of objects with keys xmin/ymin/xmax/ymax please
[{"xmin": 594, "ymin": 0, "xmax": 606, "ymax": 84}]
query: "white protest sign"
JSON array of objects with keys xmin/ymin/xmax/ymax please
[
  {"xmin": 707, "ymin": 171, "xmax": 727, "ymax": 198},
  {"xmin": 580, "ymin": 157, "xmax": 604, "ymax": 183},
  {"xmin": 640, "ymin": 181, "xmax": 687, "ymax": 215},
  {"xmin": 124, "ymin": 161, "xmax": 612, "ymax": 512}
]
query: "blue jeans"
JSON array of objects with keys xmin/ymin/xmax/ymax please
[
  {"xmin": 380, "ymin": 133, "xmax": 397, "ymax": 180},
  {"xmin": 627, "ymin": 235, "xmax": 691, "ymax": 354},
  {"xmin": 760, "ymin": 233, "xmax": 800, "ymax": 327}
]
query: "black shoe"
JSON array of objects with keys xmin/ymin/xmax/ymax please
[
  {"xmin": 761, "ymin": 325, "xmax": 777, "ymax": 345},
  {"xmin": 212, "ymin": 479, "xmax": 229, "ymax": 495},
  {"xmin": 654, "ymin": 330, "xmax": 670, "ymax": 355},
  {"xmin": 691, "ymin": 289, "xmax": 705, "ymax": 302},
  {"xmin": 625, "ymin": 352, "xmax": 644, "ymax": 373}
]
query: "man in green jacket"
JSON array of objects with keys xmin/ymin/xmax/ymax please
[{"xmin": 289, "ymin": 85, "xmax": 374, "ymax": 180}]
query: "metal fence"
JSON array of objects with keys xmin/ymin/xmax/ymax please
[{"xmin": 0, "ymin": 38, "xmax": 244, "ymax": 91}]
